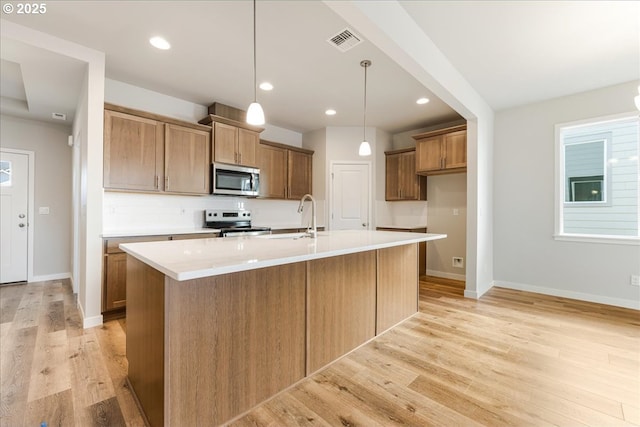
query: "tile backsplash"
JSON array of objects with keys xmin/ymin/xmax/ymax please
[{"xmin": 102, "ymin": 192, "xmax": 324, "ymax": 233}]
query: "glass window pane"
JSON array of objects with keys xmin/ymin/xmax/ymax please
[{"xmin": 0, "ymin": 160, "xmax": 11, "ymax": 187}]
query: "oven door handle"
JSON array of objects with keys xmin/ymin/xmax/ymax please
[{"xmin": 222, "ymin": 229, "xmax": 270, "ymax": 238}]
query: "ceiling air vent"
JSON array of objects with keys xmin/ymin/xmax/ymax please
[
  {"xmin": 327, "ymin": 28, "xmax": 363, "ymax": 52},
  {"xmin": 52, "ymin": 112, "xmax": 66, "ymax": 121}
]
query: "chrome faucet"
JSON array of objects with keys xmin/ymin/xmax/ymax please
[{"xmin": 297, "ymin": 194, "xmax": 317, "ymax": 238}]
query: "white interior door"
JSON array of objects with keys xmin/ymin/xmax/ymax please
[
  {"xmin": 0, "ymin": 151, "xmax": 29, "ymax": 283},
  {"xmin": 330, "ymin": 163, "xmax": 370, "ymax": 230}
]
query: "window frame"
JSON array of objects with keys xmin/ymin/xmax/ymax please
[{"xmin": 554, "ymin": 112, "xmax": 640, "ymax": 245}]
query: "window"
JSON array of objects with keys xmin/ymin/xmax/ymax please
[
  {"xmin": 569, "ymin": 175, "xmax": 604, "ymax": 202},
  {"xmin": 556, "ymin": 114, "xmax": 639, "ymax": 242},
  {"xmin": 0, "ymin": 160, "xmax": 11, "ymax": 187}
]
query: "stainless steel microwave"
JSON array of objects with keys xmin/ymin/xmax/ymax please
[{"xmin": 211, "ymin": 163, "xmax": 260, "ymax": 197}]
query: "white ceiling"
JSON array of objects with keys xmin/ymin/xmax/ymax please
[{"xmin": 1, "ymin": 1, "xmax": 638, "ymax": 132}]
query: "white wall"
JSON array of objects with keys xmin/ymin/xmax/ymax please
[
  {"xmin": 494, "ymin": 81, "xmax": 640, "ymax": 309},
  {"xmin": 426, "ymin": 174, "xmax": 467, "ymax": 280},
  {"xmin": 0, "ymin": 115, "xmax": 72, "ymax": 280}
]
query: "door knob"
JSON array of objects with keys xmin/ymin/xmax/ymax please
[
  {"xmin": 18, "ymin": 223, "xmax": 25, "ymax": 228},
  {"xmin": 18, "ymin": 214, "xmax": 25, "ymax": 218}
]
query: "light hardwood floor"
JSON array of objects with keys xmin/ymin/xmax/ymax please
[{"xmin": 1, "ymin": 277, "xmax": 638, "ymax": 426}]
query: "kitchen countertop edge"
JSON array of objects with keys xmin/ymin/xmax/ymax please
[{"xmin": 120, "ymin": 230, "xmax": 446, "ymax": 282}]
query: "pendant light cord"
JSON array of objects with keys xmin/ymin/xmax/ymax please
[
  {"xmin": 363, "ymin": 62, "xmax": 367, "ymax": 141},
  {"xmin": 361, "ymin": 60, "xmax": 371, "ymax": 141},
  {"xmin": 253, "ymin": 0, "xmax": 257, "ymax": 103}
]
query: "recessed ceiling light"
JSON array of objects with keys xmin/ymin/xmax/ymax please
[
  {"xmin": 416, "ymin": 97, "xmax": 430, "ymax": 105},
  {"xmin": 259, "ymin": 82, "xmax": 273, "ymax": 91},
  {"xmin": 149, "ymin": 36, "xmax": 171, "ymax": 50},
  {"xmin": 325, "ymin": 109, "xmax": 337, "ymax": 116}
]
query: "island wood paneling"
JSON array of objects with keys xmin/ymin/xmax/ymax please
[
  {"xmin": 376, "ymin": 244, "xmax": 419, "ymax": 333},
  {"xmin": 125, "ymin": 256, "xmax": 165, "ymax": 427},
  {"xmin": 306, "ymin": 251, "xmax": 376, "ymax": 374},
  {"xmin": 163, "ymin": 263, "xmax": 306, "ymax": 427}
]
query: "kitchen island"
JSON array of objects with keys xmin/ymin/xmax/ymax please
[{"xmin": 120, "ymin": 230, "xmax": 446, "ymax": 426}]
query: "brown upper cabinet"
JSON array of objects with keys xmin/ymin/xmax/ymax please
[
  {"xmin": 104, "ymin": 104, "xmax": 211, "ymax": 195},
  {"xmin": 213, "ymin": 122, "xmax": 260, "ymax": 168},
  {"xmin": 199, "ymin": 114, "xmax": 263, "ymax": 168},
  {"xmin": 413, "ymin": 124, "xmax": 467, "ymax": 175},
  {"xmin": 258, "ymin": 140, "xmax": 313, "ymax": 200},
  {"xmin": 164, "ymin": 124, "xmax": 211, "ymax": 194},
  {"xmin": 385, "ymin": 148, "xmax": 427, "ymax": 201},
  {"xmin": 104, "ymin": 109, "xmax": 164, "ymax": 192}
]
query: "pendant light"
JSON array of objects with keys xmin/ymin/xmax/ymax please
[
  {"xmin": 246, "ymin": 0, "xmax": 265, "ymax": 125},
  {"xmin": 359, "ymin": 60, "xmax": 372, "ymax": 156}
]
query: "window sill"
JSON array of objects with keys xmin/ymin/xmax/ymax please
[{"xmin": 553, "ymin": 234, "xmax": 640, "ymax": 246}]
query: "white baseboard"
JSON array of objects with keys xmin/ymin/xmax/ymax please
[
  {"xmin": 31, "ymin": 272, "xmax": 71, "ymax": 283},
  {"xmin": 425, "ymin": 269, "xmax": 466, "ymax": 282},
  {"xmin": 464, "ymin": 289, "xmax": 479, "ymax": 299},
  {"xmin": 77, "ymin": 299, "xmax": 104, "ymax": 329},
  {"xmin": 83, "ymin": 315, "xmax": 104, "ymax": 329},
  {"xmin": 494, "ymin": 280, "xmax": 640, "ymax": 310}
]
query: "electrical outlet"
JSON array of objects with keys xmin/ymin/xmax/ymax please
[
  {"xmin": 631, "ymin": 275, "xmax": 640, "ymax": 286},
  {"xmin": 452, "ymin": 257, "xmax": 464, "ymax": 268}
]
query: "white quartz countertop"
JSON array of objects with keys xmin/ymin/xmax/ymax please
[{"xmin": 120, "ymin": 230, "xmax": 446, "ymax": 281}]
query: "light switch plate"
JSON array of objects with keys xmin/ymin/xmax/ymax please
[{"xmin": 39, "ymin": 207, "xmax": 50, "ymax": 215}]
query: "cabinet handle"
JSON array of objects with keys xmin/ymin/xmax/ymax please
[
  {"xmin": 165, "ymin": 176, "xmax": 169, "ymax": 190},
  {"xmin": 239, "ymin": 153, "xmax": 242, "ymax": 164},
  {"xmin": 155, "ymin": 175, "xmax": 158, "ymax": 189}
]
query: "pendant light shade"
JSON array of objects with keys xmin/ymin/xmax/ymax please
[
  {"xmin": 247, "ymin": 102, "xmax": 265, "ymax": 125},
  {"xmin": 247, "ymin": 0, "xmax": 265, "ymax": 126},
  {"xmin": 359, "ymin": 140, "xmax": 372, "ymax": 156},
  {"xmin": 359, "ymin": 60, "xmax": 372, "ymax": 157}
]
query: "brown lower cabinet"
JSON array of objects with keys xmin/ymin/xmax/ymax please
[{"xmin": 102, "ymin": 233, "xmax": 218, "ymax": 319}]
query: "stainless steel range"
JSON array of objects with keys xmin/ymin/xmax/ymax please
[{"xmin": 204, "ymin": 209, "xmax": 271, "ymax": 237}]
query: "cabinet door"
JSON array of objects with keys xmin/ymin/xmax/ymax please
[
  {"xmin": 213, "ymin": 122, "xmax": 238, "ymax": 164},
  {"xmin": 238, "ymin": 128, "xmax": 259, "ymax": 167},
  {"xmin": 415, "ymin": 136, "xmax": 443, "ymax": 173},
  {"xmin": 165, "ymin": 124, "xmax": 211, "ymax": 194},
  {"xmin": 385, "ymin": 153, "xmax": 401, "ymax": 201},
  {"xmin": 288, "ymin": 151, "xmax": 312, "ymax": 200},
  {"xmin": 104, "ymin": 252, "xmax": 127, "ymax": 311},
  {"xmin": 104, "ymin": 110, "xmax": 164, "ymax": 191},
  {"xmin": 399, "ymin": 151, "xmax": 421, "ymax": 200},
  {"xmin": 443, "ymin": 130, "xmax": 467, "ymax": 169},
  {"xmin": 258, "ymin": 144, "xmax": 287, "ymax": 198}
]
